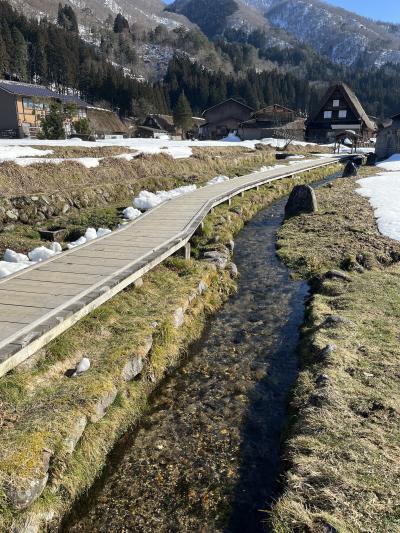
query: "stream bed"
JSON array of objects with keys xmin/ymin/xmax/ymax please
[{"xmin": 62, "ymin": 179, "xmax": 330, "ymax": 533}]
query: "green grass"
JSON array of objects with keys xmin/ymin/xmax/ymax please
[
  {"xmin": 270, "ymin": 173, "xmax": 400, "ymax": 533},
  {"xmin": 0, "ymin": 162, "xmax": 341, "ymax": 531}
]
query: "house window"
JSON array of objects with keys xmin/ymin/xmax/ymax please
[
  {"xmin": 22, "ymin": 98, "xmax": 34, "ymax": 110},
  {"xmin": 333, "ymin": 99, "xmax": 340, "ymax": 107},
  {"xmin": 338, "ymin": 110, "xmax": 347, "ymax": 118},
  {"xmin": 324, "ymin": 111, "xmax": 332, "ymax": 119}
]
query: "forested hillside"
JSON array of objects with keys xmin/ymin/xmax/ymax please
[{"xmin": 1, "ymin": 0, "xmax": 400, "ymax": 120}]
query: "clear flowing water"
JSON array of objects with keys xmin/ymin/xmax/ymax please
[{"xmin": 62, "ymin": 186, "xmax": 321, "ymax": 533}]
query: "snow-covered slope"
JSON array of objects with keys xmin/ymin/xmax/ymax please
[
  {"xmin": 9, "ymin": 0, "xmax": 192, "ymax": 31},
  {"xmin": 255, "ymin": 0, "xmax": 400, "ymax": 67}
]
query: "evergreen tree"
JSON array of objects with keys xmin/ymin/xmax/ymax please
[
  {"xmin": 39, "ymin": 102, "xmax": 65, "ymax": 139},
  {"xmin": 57, "ymin": 4, "xmax": 78, "ymax": 33},
  {"xmin": 173, "ymin": 92, "xmax": 193, "ymax": 138},
  {"xmin": 73, "ymin": 117, "xmax": 91, "ymax": 137},
  {"xmin": 113, "ymin": 14, "xmax": 129, "ymax": 34},
  {"xmin": 11, "ymin": 26, "xmax": 27, "ymax": 79}
]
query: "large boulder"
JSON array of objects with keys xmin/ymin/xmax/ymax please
[
  {"xmin": 342, "ymin": 161, "xmax": 359, "ymax": 177},
  {"xmin": 285, "ymin": 185, "xmax": 318, "ymax": 218}
]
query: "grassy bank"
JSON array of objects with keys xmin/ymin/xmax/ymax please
[
  {"xmin": 271, "ymin": 171, "xmax": 400, "ymax": 532},
  {"xmin": 0, "ymin": 146, "xmax": 280, "ymax": 198},
  {"xmin": 0, "ymin": 163, "xmax": 340, "ymax": 532}
]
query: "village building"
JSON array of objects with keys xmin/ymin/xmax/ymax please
[
  {"xmin": 137, "ymin": 114, "xmax": 205, "ymax": 139},
  {"xmin": 238, "ymin": 104, "xmax": 305, "ymax": 141},
  {"xmin": 375, "ymin": 113, "xmax": 400, "ymax": 160},
  {"xmin": 306, "ymin": 82, "xmax": 377, "ymax": 143},
  {"xmin": 0, "ymin": 80, "xmax": 127, "ymax": 139},
  {"xmin": 200, "ymin": 98, "xmax": 254, "ymax": 140},
  {"xmin": 0, "ymin": 80, "xmax": 87, "ymax": 138},
  {"xmin": 86, "ymin": 107, "xmax": 127, "ymax": 139}
]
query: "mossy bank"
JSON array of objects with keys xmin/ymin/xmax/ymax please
[
  {"xmin": 271, "ymin": 171, "xmax": 400, "ymax": 532},
  {"xmin": 0, "ymin": 163, "xmax": 340, "ymax": 533}
]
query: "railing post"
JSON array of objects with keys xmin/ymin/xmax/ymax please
[
  {"xmin": 184, "ymin": 242, "xmax": 191, "ymax": 261},
  {"xmin": 228, "ymin": 198, "xmax": 232, "ymax": 206}
]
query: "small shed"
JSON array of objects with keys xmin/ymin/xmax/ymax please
[
  {"xmin": 375, "ymin": 114, "xmax": 400, "ymax": 160},
  {"xmin": 333, "ymin": 130, "xmax": 362, "ymax": 153}
]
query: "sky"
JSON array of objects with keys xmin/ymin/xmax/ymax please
[
  {"xmin": 325, "ymin": 0, "xmax": 400, "ymax": 23},
  {"xmin": 163, "ymin": 0, "xmax": 400, "ymax": 23}
]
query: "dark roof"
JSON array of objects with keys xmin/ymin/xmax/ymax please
[
  {"xmin": 202, "ymin": 98, "xmax": 254, "ymax": 117},
  {"xmin": 0, "ymin": 80, "xmax": 87, "ymax": 107},
  {"xmin": 240, "ymin": 118, "xmax": 305, "ymax": 130},
  {"xmin": 252, "ymin": 104, "xmax": 298, "ymax": 118},
  {"xmin": 310, "ymin": 82, "xmax": 376, "ymax": 131}
]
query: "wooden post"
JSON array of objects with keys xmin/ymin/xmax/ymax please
[
  {"xmin": 184, "ymin": 242, "xmax": 191, "ymax": 261},
  {"xmin": 256, "ymin": 185, "xmax": 260, "ymax": 191},
  {"xmin": 240, "ymin": 191, "xmax": 245, "ymax": 198},
  {"xmin": 228, "ymin": 198, "xmax": 232, "ymax": 206}
]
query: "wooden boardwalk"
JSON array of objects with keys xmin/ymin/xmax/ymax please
[{"xmin": 0, "ymin": 157, "xmax": 342, "ymax": 376}]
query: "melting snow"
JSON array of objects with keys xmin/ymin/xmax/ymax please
[
  {"xmin": 357, "ymin": 170, "xmax": 400, "ymax": 242},
  {"xmin": 133, "ymin": 185, "xmax": 197, "ymax": 210},
  {"xmin": 376, "ymin": 154, "xmax": 400, "ymax": 172},
  {"xmin": 207, "ymin": 175, "xmax": 230, "ymax": 185},
  {"xmin": 123, "ymin": 207, "xmax": 142, "ymax": 221}
]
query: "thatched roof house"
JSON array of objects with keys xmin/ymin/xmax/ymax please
[
  {"xmin": 86, "ymin": 107, "xmax": 127, "ymax": 138},
  {"xmin": 306, "ymin": 83, "xmax": 377, "ymax": 143}
]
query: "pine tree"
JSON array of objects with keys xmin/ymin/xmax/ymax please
[
  {"xmin": 39, "ymin": 102, "xmax": 65, "ymax": 139},
  {"xmin": 173, "ymin": 92, "xmax": 193, "ymax": 139},
  {"xmin": 11, "ymin": 26, "xmax": 28, "ymax": 79},
  {"xmin": 113, "ymin": 14, "xmax": 129, "ymax": 34},
  {"xmin": 57, "ymin": 4, "xmax": 78, "ymax": 33}
]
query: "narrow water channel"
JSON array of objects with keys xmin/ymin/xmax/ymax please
[{"xmin": 62, "ymin": 179, "xmax": 329, "ymax": 533}]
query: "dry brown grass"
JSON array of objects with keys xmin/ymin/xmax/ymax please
[
  {"xmin": 0, "ymin": 147, "xmax": 275, "ymax": 197},
  {"xmin": 271, "ymin": 173, "xmax": 400, "ymax": 533}
]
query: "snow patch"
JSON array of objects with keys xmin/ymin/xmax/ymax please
[
  {"xmin": 357, "ymin": 171, "xmax": 400, "ymax": 242},
  {"xmin": 376, "ymin": 154, "xmax": 400, "ymax": 172},
  {"xmin": 123, "ymin": 207, "xmax": 142, "ymax": 221},
  {"xmin": 133, "ymin": 185, "xmax": 197, "ymax": 210},
  {"xmin": 28, "ymin": 246, "xmax": 59, "ymax": 262},
  {"xmin": 207, "ymin": 175, "xmax": 230, "ymax": 185}
]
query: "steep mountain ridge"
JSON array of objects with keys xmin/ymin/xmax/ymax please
[
  {"xmin": 167, "ymin": 0, "xmax": 267, "ymax": 38},
  {"xmin": 9, "ymin": 0, "xmax": 192, "ymax": 31},
  {"xmin": 259, "ymin": 0, "xmax": 400, "ymax": 66}
]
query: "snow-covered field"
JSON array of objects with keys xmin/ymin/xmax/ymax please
[
  {"xmin": 357, "ymin": 154, "xmax": 400, "ymax": 242},
  {"xmin": 0, "ymin": 137, "xmax": 318, "ymax": 166}
]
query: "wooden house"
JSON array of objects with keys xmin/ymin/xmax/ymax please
[
  {"xmin": 200, "ymin": 99, "xmax": 254, "ymax": 140},
  {"xmin": 239, "ymin": 104, "xmax": 305, "ymax": 141},
  {"xmin": 306, "ymin": 83, "xmax": 377, "ymax": 143},
  {"xmin": 138, "ymin": 114, "xmax": 205, "ymax": 139},
  {"xmin": 0, "ymin": 80, "xmax": 87, "ymax": 138},
  {"xmin": 375, "ymin": 113, "xmax": 400, "ymax": 160}
]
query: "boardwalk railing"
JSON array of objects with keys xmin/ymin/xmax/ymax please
[{"xmin": 0, "ymin": 157, "xmax": 345, "ymax": 376}]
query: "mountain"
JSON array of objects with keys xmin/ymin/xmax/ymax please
[
  {"xmin": 9, "ymin": 0, "xmax": 191, "ymax": 31},
  {"xmin": 166, "ymin": 0, "xmax": 267, "ymax": 38},
  {"xmin": 170, "ymin": 0, "xmax": 400, "ymax": 67},
  {"xmin": 248, "ymin": 0, "xmax": 400, "ymax": 67}
]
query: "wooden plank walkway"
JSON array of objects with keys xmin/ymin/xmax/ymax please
[{"xmin": 0, "ymin": 157, "xmax": 342, "ymax": 376}]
